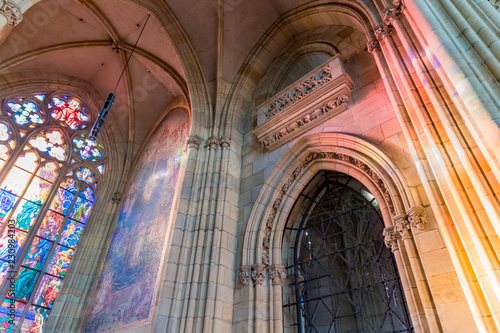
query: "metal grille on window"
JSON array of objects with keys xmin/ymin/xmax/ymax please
[{"xmin": 283, "ymin": 171, "xmax": 413, "ymax": 333}]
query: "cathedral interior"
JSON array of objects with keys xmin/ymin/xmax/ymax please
[{"xmin": 0, "ymin": 0, "xmax": 499, "ymax": 332}]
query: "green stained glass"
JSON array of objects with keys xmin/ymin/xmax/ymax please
[
  {"xmin": 33, "ymin": 275, "xmax": 62, "ymax": 308},
  {"xmin": 37, "ymin": 211, "xmax": 65, "ymax": 241},
  {"xmin": 14, "ymin": 267, "xmax": 39, "ymax": 301},
  {"xmin": 73, "ymin": 134, "xmax": 104, "ymax": 161},
  {"xmin": 12, "ymin": 200, "xmax": 40, "ymax": 231},
  {"xmin": 69, "ymin": 197, "xmax": 92, "ymax": 223},
  {"xmin": 6, "ymin": 98, "xmax": 44, "ymax": 127},
  {"xmin": 22, "ymin": 237, "xmax": 51, "ymax": 271},
  {"xmin": 46, "ymin": 245, "xmax": 73, "ymax": 277}
]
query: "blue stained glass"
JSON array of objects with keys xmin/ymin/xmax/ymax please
[
  {"xmin": 37, "ymin": 211, "xmax": 65, "ymax": 242},
  {"xmin": 59, "ymin": 220, "xmax": 84, "ymax": 248},
  {"xmin": 13, "ymin": 200, "xmax": 40, "ymax": 231},
  {"xmin": 0, "ymin": 230, "xmax": 27, "ymax": 262},
  {"xmin": 46, "ymin": 245, "xmax": 73, "ymax": 277},
  {"xmin": 0, "ymin": 190, "xmax": 16, "ymax": 223},
  {"xmin": 76, "ymin": 168, "xmax": 94, "ymax": 184},
  {"xmin": 79, "ymin": 187, "xmax": 95, "ymax": 202},
  {"xmin": 6, "ymin": 100, "xmax": 44, "ymax": 127},
  {"xmin": 0, "ymin": 300, "xmax": 24, "ymax": 331},
  {"xmin": 0, "ymin": 262, "xmax": 10, "ymax": 285},
  {"xmin": 22, "ymin": 237, "xmax": 51, "ymax": 270},
  {"xmin": 14, "ymin": 267, "xmax": 39, "ymax": 301},
  {"xmin": 49, "ymin": 188, "xmax": 74, "ymax": 215},
  {"xmin": 97, "ymin": 164, "xmax": 104, "ymax": 174},
  {"xmin": 60, "ymin": 178, "xmax": 77, "ymax": 193},
  {"xmin": 34, "ymin": 94, "xmax": 45, "ymax": 101},
  {"xmin": 69, "ymin": 197, "xmax": 92, "ymax": 223}
]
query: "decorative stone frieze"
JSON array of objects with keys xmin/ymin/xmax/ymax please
[
  {"xmin": 383, "ymin": 226, "xmax": 399, "ymax": 252},
  {"xmin": 219, "ymin": 136, "xmax": 231, "ymax": 149},
  {"xmin": 367, "ymin": 38, "xmax": 381, "ymax": 53},
  {"xmin": 261, "ymin": 151, "xmax": 396, "ymax": 265},
  {"xmin": 393, "ymin": 214, "xmax": 411, "ymax": 240},
  {"xmin": 204, "ymin": 136, "xmax": 219, "ymax": 150},
  {"xmin": 382, "ymin": 0, "xmax": 404, "ymax": 24},
  {"xmin": 186, "ymin": 135, "xmax": 203, "ymax": 150},
  {"xmin": 407, "ymin": 206, "xmax": 426, "ymax": 231},
  {"xmin": 375, "ymin": 23, "xmax": 394, "ymax": 41},
  {"xmin": 268, "ymin": 265, "xmax": 286, "ymax": 286},
  {"xmin": 260, "ymin": 95, "xmax": 349, "ymax": 149},
  {"xmin": 238, "ymin": 265, "xmax": 251, "ymax": 286},
  {"xmin": 254, "ymin": 55, "xmax": 354, "ymax": 150},
  {"xmin": 111, "ymin": 192, "xmax": 122, "ymax": 204},
  {"xmin": 0, "ymin": 0, "xmax": 22, "ymax": 26},
  {"xmin": 251, "ymin": 264, "xmax": 266, "ymax": 285}
]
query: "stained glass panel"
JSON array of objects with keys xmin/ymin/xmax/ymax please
[
  {"xmin": 36, "ymin": 212, "xmax": 65, "ymax": 242},
  {"xmin": 36, "ymin": 162, "xmax": 58, "ymax": 182},
  {"xmin": 0, "ymin": 190, "xmax": 17, "ymax": 223},
  {"xmin": 73, "ymin": 134, "xmax": 104, "ymax": 161},
  {"xmin": 23, "ymin": 177, "xmax": 52, "ymax": 205},
  {"xmin": 69, "ymin": 197, "xmax": 92, "ymax": 223},
  {"xmin": 79, "ymin": 187, "xmax": 95, "ymax": 202},
  {"xmin": 0, "ymin": 168, "xmax": 31, "ymax": 198},
  {"xmin": 0, "ymin": 146, "xmax": 8, "ymax": 160},
  {"xmin": 33, "ymin": 275, "xmax": 62, "ymax": 308},
  {"xmin": 0, "ymin": 124, "xmax": 10, "ymax": 142},
  {"xmin": 14, "ymin": 267, "xmax": 39, "ymax": 302},
  {"xmin": 13, "ymin": 200, "xmax": 40, "ymax": 231},
  {"xmin": 49, "ymin": 188, "xmax": 74, "ymax": 215},
  {"xmin": 46, "ymin": 246, "xmax": 73, "ymax": 278},
  {"xmin": 29, "ymin": 130, "xmax": 66, "ymax": 161},
  {"xmin": 97, "ymin": 164, "xmax": 104, "ymax": 174},
  {"xmin": 0, "ymin": 231, "xmax": 27, "ymax": 263},
  {"xmin": 0, "ymin": 300, "xmax": 25, "ymax": 332},
  {"xmin": 22, "ymin": 237, "xmax": 51, "ymax": 271},
  {"xmin": 22, "ymin": 306, "xmax": 48, "ymax": 333},
  {"xmin": 59, "ymin": 220, "xmax": 84, "ymax": 249},
  {"xmin": 75, "ymin": 168, "xmax": 94, "ymax": 184},
  {"xmin": 6, "ymin": 99, "xmax": 44, "ymax": 127},
  {"xmin": 50, "ymin": 97, "xmax": 90, "ymax": 130},
  {"xmin": 0, "ymin": 262, "xmax": 10, "ymax": 285},
  {"xmin": 60, "ymin": 178, "xmax": 77, "ymax": 193}
]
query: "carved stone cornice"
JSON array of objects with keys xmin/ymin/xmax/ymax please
[
  {"xmin": 238, "ymin": 265, "xmax": 251, "ymax": 286},
  {"xmin": 219, "ymin": 136, "xmax": 231, "ymax": 149},
  {"xmin": 111, "ymin": 192, "xmax": 122, "ymax": 204},
  {"xmin": 0, "ymin": 0, "xmax": 22, "ymax": 26},
  {"xmin": 382, "ymin": 0, "xmax": 404, "ymax": 24},
  {"xmin": 268, "ymin": 265, "xmax": 286, "ymax": 286},
  {"xmin": 375, "ymin": 23, "xmax": 394, "ymax": 41},
  {"xmin": 407, "ymin": 206, "xmax": 426, "ymax": 231},
  {"xmin": 186, "ymin": 135, "xmax": 203, "ymax": 150},
  {"xmin": 251, "ymin": 264, "xmax": 266, "ymax": 285},
  {"xmin": 393, "ymin": 214, "xmax": 412, "ymax": 240},
  {"xmin": 367, "ymin": 38, "xmax": 381, "ymax": 53},
  {"xmin": 383, "ymin": 226, "xmax": 399, "ymax": 252},
  {"xmin": 254, "ymin": 55, "xmax": 354, "ymax": 150},
  {"xmin": 261, "ymin": 151, "xmax": 396, "ymax": 265},
  {"xmin": 204, "ymin": 136, "xmax": 219, "ymax": 150}
]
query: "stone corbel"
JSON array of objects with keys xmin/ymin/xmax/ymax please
[
  {"xmin": 374, "ymin": 22, "xmax": 394, "ymax": 41},
  {"xmin": 393, "ymin": 214, "xmax": 412, "ymax": 240},
  {"xmin": 238, "ymin": 265, "xmax": 251, "ymax": 286},
  {"xmin": 251, "ymin": 264, "xmax": 266, "ymax": 285},
  {"xmin": 111, "ymin": 192, "xmax": 122, "ymax": 204},
  {"xmin": 367, "ymin": 38, "xmax": 381, "ymax": 53},
  {"xmin": 268, "ymin": 265, "xmax": 286, "ymax": 286},
  {"xmin": 407, "ymin": 206, "xmax": 426, "ymax": 231},
  {"xmin": 383, "ymin": 226, "xmax": 400, "ymax": 252},
  {"xmin": 0, "ymin": 0, "xmax": 22, "ymax": 26}
]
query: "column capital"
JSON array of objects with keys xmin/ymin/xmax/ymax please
[
  {"xmin": 268, "ymin": 265, "xmax": 286, "ymax": 286},
  {"xmin": 0, "ymin": 1, "xmax": 22, "ymax": 26},
  {"xmin": 407, "ymin": 206, "xmax": 427, "ymax": 231},
  {"xmin": 383, "ymin": 226, "xmax": 400, "ymax": 252}
]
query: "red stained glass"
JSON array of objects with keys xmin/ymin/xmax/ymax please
[
  {"xmin": 33, "ymin": 275, "xmax": 62, "ymax": 308},
  {"xmin": 50, "ymin": 97, "xmax": 90, "ymax": 130}
]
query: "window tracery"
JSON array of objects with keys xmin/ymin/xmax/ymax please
[{"xmin": 0, "ymin": 92, "xmax": 104, "ymax": 332}]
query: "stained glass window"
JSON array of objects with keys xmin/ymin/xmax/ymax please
[{"xmin": 0, "ymin": 92, "xmax": 104, "ymax": 332}]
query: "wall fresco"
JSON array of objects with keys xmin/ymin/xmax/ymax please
[{"xmin": 84, "ymin": 109, "xmax": 188, "ymax": 332}]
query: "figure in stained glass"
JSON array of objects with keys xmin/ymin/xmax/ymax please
[
  {"xmin": 37, "ymin": 211, "xmax": 64, "ymax": 241},
  {"xmin": 15, "ymin": 268, "xmax": 38, "ymax": 301},
  {"xmin": 50, "ymin": 97, "xmax": 90, "ymax": 130},
  {"xmin": 23, "ymin": 238, "xmax": 51, "ymax": 270},
  {"xmin": 14, "ymin": 200, "xmax": 40, "ymax": 231}
]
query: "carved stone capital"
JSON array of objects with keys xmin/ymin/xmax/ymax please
[
  {"xmin": 367, "ymin": 38, "xmax": 381, "ymax": 53},
  {"xmin": 187, "ymin": 135, "xmax": 202, "ymax": 150},
  {"xmin": 375, "ymin": 23, "xmax": 394, "ymax": 41},
  {"xmin": 0, "ymin": 1, "xmax": 22, "ymax": 26},
  {"xmin": 204, "ymin": 136, "xmax": 219, "ymax": 150},
  {"xmin": 111, "ymin": 192, "xmax": 122, "ymax": 204},
  {"xmin": 393, "ymin": 214, "xmax": 412, "ymax": 240},
  {"xmin": 383, "ymin": 226, "xmax": 399, "ymax": 252},
  {"xmin": 219, "ymin": 136, "xmax": 231, "ymax": 149},
  {"xmin": 268, "ymin": 265, "xmax": 286, "ymax": 286},
  {"xmin": 407, "ymin": 206, "xmax": 426, "ymax": 231},
  {"xmin": 238, "ymin": 265, "xmax": 251, "ymax": 286},
  {"xmin": 251, "ymin": 264, "xmax": 266, "ymax": 285},
  {"xmin": 382, "ymin": 0, "xmax": 404, "ymax": 24}
]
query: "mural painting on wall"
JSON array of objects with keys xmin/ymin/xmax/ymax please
[{"xmin": 84, "ymin": 109, "xmax": 189, "ymax": 332}]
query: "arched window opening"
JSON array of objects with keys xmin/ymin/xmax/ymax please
[
  {"xmin": 0, "ymin": 93, "xmax": 104, "ymax": 332},
  {"xmin": 283, "ymin": 171, "xmax": 413, "ymax": 333}
]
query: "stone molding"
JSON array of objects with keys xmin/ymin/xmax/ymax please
[
  {"xmin": 238, "ymin": 265, "xmax": 251, "ymax": 286},
  {"xmin": 261, "ymin": 151, "xmax": 396, "ymax": 265},
  {"xmin": 254, "ymin": 55, "xmax": 354, "ymax": 150},
  {"xmin": 260, "ymin": 95, "xmax": 349, "ymax": 149},
  {"xmin": 407, "ymin": 206, "xmax": 426, "ymax": 231},
  {"xmin": 204, "ymin": 136, "xmax": 219, "ymax": 150},
  {"xmin": 187, "ymin": 135, "xmax": 203, "ymax": 149},
  {"xmin": 367, "ymin": 38, "xmax": 381, "ymax": 53},
  {"xmin": 383, "ymin": 226, "xmax": 399, "ymax": 252},
  {"xmin": 0, "ymin": 0, "xmax": 22, "ymax": 26},
  {"xmin": 268, "ymin": 265, "xmax": 286, "ymax": 286},
  {"xmin": 251, "ymin": 264, "xmax": 266, "ymax": 285}
]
